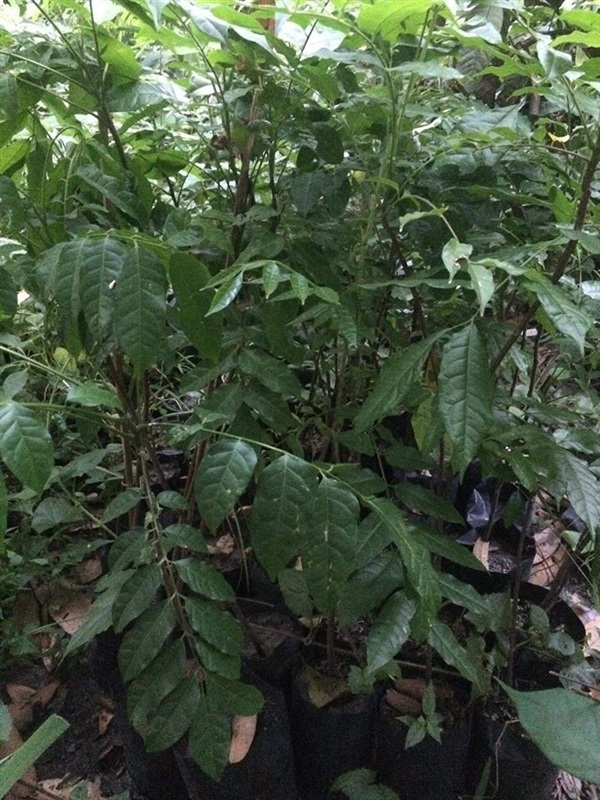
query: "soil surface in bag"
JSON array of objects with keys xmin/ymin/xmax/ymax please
[
  {"xmin": 290, "ymin": 667, "xmax": 380, "ymax": 800},
  {"xmin": 375, "ymin": 689, "xmax": 471, "ymax": 800},
  {"xmin": 175, "ymin": 669, "xmax": 300, "ymax": 800}
]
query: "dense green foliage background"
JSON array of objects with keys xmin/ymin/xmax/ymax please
[{"xmin": 1, "ymin": 0, "xmax": 600, "ymax": 785}]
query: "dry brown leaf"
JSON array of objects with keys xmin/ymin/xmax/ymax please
[
  {"xmin": 228, "ymin": 715, "xmax": 257, "ymax": 764},
  {"xmin": 473, "ymin": 537, "xmax": 490, "ymax": 569},
  {"xmin": 392, "ymin": 677, "xmax": 426, "ymax": 700},
  {"xmin": 306, "ymin": 671, "xmax": 350, "ymax": 708},
  {"xmin": 48, "ymin": 589, "xmax": 92, "ymax": 635},
  {"xmin": 7, "ymin": 680, "xmax": 60, "ymax": 731},
  {"xmin": 98, "ymin": 708, "xmax": 113, "ymax": 735},
  {"xmin": 0, "ymin": 725, "xmax": 37, "ymax": 797},
  {"xmin": 207, "ymin": 533, "xmax": 235, "ymax": 556},
  {"xmin": 36, "ymin": 778, "xmax": 106, "ymax": 800},
  {"xmin": 529, "ymin": 527, "xmax": 566, "ymax": 587},
  {"xmin": 74, "ymin": 557, "xmax": 103, "ymax": 584},
  {"xmin": 384, "ymin": 688, "xmax": 422, "ymax": 716}
]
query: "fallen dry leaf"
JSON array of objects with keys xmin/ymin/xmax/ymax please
[
  {"xmin": 305, "ymin": 670, "xmax": 350, "ymax": 708},
  {"xmin": 36, "ymin": 778, "xmax": 107, "ymax": 800},
  {"xmin": 473, "ymin": 538, "xmax": 490, "ymax": 569},
  {"xmin": 228, "ymin": 715, "xmax": 257, "ymax": 764},
  {"xmin": 384, "ymin": 688, "xmax": 422, "ymax": 716},
  {"xmin": 98, "ymin": 708, "xmax": 113, "ymax": 735},
  {"xmin": 392, "ymin": 677, "xmax": 426, "ymax": 701},
  {"xmin": 74, "ymin": 556, "xmax": 103, "ymax": 584},
  {"xmin": 7, "ymin": 680, "xmax": 60, "ymax": 731},
  {"xmin": 207, "ymin": 533, "xmax": 235, "ymax": 556},
  {"xmin": 529, "ymin": 526, "xmax": 566, "ymax": 587},
  {"xmin": 48, "ymin": 589, "xmax": 92, "ymax": 635}
]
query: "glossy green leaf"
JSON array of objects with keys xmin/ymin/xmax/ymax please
[
  {"xmin": 304, "ymin": 476, "xmax": 359, "ymax": 614},
  {"xmin": 195, "ymin": 439, "xmax": 257, "ymax": 532},
  {"xmin": 188, "ymin": 690, "xmax": 231, "ymax": 781},
  {"xmin": 354, "ymin": 334, "xmax": 441, "ymax": 432},
  {"xmin": 557, "ymin": 453, "xmax": 600, "ymax": 541},
  {"xmin": 338, "ymin": 550, "xmax": 404, "ymax": 628},
  {"xmin": 238, "ymin": 348, "xmax": 302, "ymax": 398},
  {"xmin": 206, "ymin": 270, "xmax": 244, "ymax": 315},
  {"xmin": 0, "ymin": 471, "xmax": 6, "ymax": 550},
  {"xmin": 438, "ymin": 324, "xmax": 493, "ymax": 475},
  {"xmin": 442, "ymin": 239, "xmax": 472, "ymax": 282},
  {"xmin": 333, "ymin": 769, "xmax": 400, "ymax": 800},
  {"xmin": 395, "ymin": 482, "xmax": 463, "ymax": 524},
  {"xmin": 144, "ymin": 676, "xmax": 201, "ymax": 752},
  {"xmin": 0, "ymin": 701, "xmax": 9, "ymax": 742},
  {"xmin": 170, "ymin": 252, "xmax": 221, "ymax": 363},
  {"xmin": 358, "ymin": 0, "xmax": 435, "ymax": 40},
  {"xmin": 251, "ymin": 454, "xmax": 318, "ymax": 579},
  {"xmin": 206, "ymin": 674, "xmax": 264, "ymax": 715},
  {"xmin": 128, "ymin": 639, "xmax": 187, "ymax": 733},
  {"xmin": 101, "ymin": 489, "xmax": 143, "ymax": 524},
  {"xmin": 351, "ymin": 512, "xmax": 394, "ymax": 572},
  {"xmin": 503, "ymin": 685, "xmax": 600, "ymax": 784},
  {"xmin": 161, "ymin": 524, "xmax": 208, "ymax": 553},
  {"xmin": 77, "ymin": 164, "xmax": 142, "ymax": 222},
  {"xmin": 279, "ymin": 568, "xmax": 313, "ymax": 618},
  {"xmin": 0, "ymin": 267, "xmax": 17, "ymax": 320},
  {"xmin": 113, "ymin": 564, "xmax": 161, "ymax": 632},
  {"xmin": 366, "ymin": 591, "xmax": 415, "ymax": 674},
  {"xmin": 65, "ymin": 572, "xmax": 132, "ymax": 655},
  {"xmin": 428, "ymin": 621, "xmax": 487, "ymax": 693},
  {"xmin": 32, "ymin": 497, "xmax": 82, "ymax": 533},
  {"xmin": 527, "ymin": 279, "xmax": 592, "ymax": 355},
  {"xmin": 118, "ymin": 600, "xmax": 177, "ymax": 681},
  {"xmin": 467, "ymin": 262, "xmax": 494, "ymax": 316},
  {"xmin": 369, "ymin": 498, "xmax": 440, "ymax": 641},
  {"xmin": 66, "ymin": 383, "xmax": 122, "ymax": 409},
  {"xmin": 175, "ymin": 558, "xmax": 235, "ymax": 601},
  {"xmin": 0, "ymin": 402, "xmax": 53, "ymax": 492},
  {"xmin": 114, "ymin": 242, "xmax": 167, "ymax": 374},
  {"xmin": 79, "ymin": 236, "xmax": 125, "ymax": 335}
]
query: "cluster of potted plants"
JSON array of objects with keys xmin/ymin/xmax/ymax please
[{"xmin": 2, "ymin": 0, "xmax": 600, "ymax": 797}]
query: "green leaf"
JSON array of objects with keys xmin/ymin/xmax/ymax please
[
  {"xmin": 467, "ymin": 262, "xmax": 494, "ymax": 316},
  {"xmin": 186, "ymin": 596, "xmax": 242, "ymax": 655},
  {"xmin": 351, "ymin": 512, "xmax": 394, "ymax": 572},
  {"xmin": 369, "ymin": 498, "xmax": 440, "ymax": 641},
  {"xmin": 408, "ymin": 521, "xmax": 485, "ymax": 571},
  {"xmin": 0, "ymin": 701, "xmax": 10, "ymax": 741},
  {"xmin": 354, "ymin": 334, "xmax": 442, "ymax": 432},
  {"xmin": 161, "ymin": 524, "xmax": 208, "ymax": 553},
  {"xmin": 144, "ymin": 676, "xmax": 201, "ymax": 752},
  {"xmin": 65, "ymin": 572, "xmax": 132, "ymax": 655},
  {"xmin": 557, "ymin": 453, "xmax": 600, "ymax": 541},
  {"xmin": 66, "ymin": 383, "xmax": 122, "ymax": 409},
  {"xmin": 32, "ymin": 497, "xmax": 82, "ymax": 533},
  {"xmin": 170, "ymin": 252, "xmax": 221, "ymax": 363},
  {"xmin": 536, "ymin": 40, "xmax": 572, "ymax": 79},
  {"xmin": 175, "ymin": 558, "xmax": 235, "ymax": 601},
  {"xmin": 527, "ymin": 279, "xmax": 592, "ymax": 355},
  {"xmin": 108, "ymin": 528, "xmax": 148, "ymax": 570},
  {"xmin": 113, "ymin": 564, "xmax": 162, "ymax": 632},
  {"xmin": 156, "ymin": 491, "xmax": 188, "ymax": 511},
  {"xmin": 358, "ymin": 0, "xmax": 435, "ymax": 41},
  {"xmin": 206, "ymin": 674, "xmax": 264, "ymax": 715},
  {"xmin": 0, "ymin": 402, "xmax": 53, "ymax": 492},
  {"xmin": 118, "ymin": 600, "xmax": 177, "ymax": 681},
  {"xmin": 0, "ymin": 267, "xmax": 17, "ymax": 320},
  {"xmin": 262, "ymin": 262, "xmax": 282, "ymax": 298},
  {"xmin": 206, "ymin": 270, "xmax": 244, "ymax": 315},
  {"xmin": 77, "ymin": 164, "xmax": 142, "ymax": 223},
  {"xmin": 188, "ymin": 690, "xmax": 231, "ymax": 781},
  {"xmin": 0, "ymin": 715, "xmax": 69, "ymax": 798},
  {"xmin": 79, "ymin": 236, "xmax": 125, "ymax": 335},
  {"xmin": 395, "ymin": 483, "xmax": 464, "ymax": 524},
  {"xmin": 128, "ymin": 639, "xmax": 186, "ymax": 734},
  {"xmin": 502, "ymin": 685, "xmax": 600, "ymax": 784},
  {"xmin": 438, "ymin": 573, "xmax": 510, "ymax": 633},
  {"xmin": 238, "ymin": 349, "xmax": 302, "ymax": 398},
  {"xmin": 279, "ymin": 568, "xmax": 313, "ymax": 618},
  {"xmin": 304, "ymin": 476, "xmax": 360, "ymax": 614},
  {"xmin": 428, "ymin": 621, "xmax": 486, "ymax": 693},
  {"xmin": 333, "ymin": 768, "xmax": 401, "ymax": 800},
  {"xmin": 438, "ymin": 324, "xmax": 493, "ymax": 475},
  {"xmin": 195, "ymin": 439, "xmax": 257, "ymax": 532},
  {"xmin": 114, "ymin": 242, "xmax": 167, "ymax": 374},
  {"xmin": 366, "ymin": 591, "xmax": 415, "ymax": 674},
  {"xmin": 101, "ymin": 489, "xmax": 143, "ymax": 524},
  {"xmin": 251, "ymin": 454, "xmax": 318, "ymax": 579},
  {"xmin": 0, "ymin": 471, "xmax": 6, "ymax": 551},
  {"xmin": 442, "ymin": 239, "xmax": 472, "ymax": 282}
]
